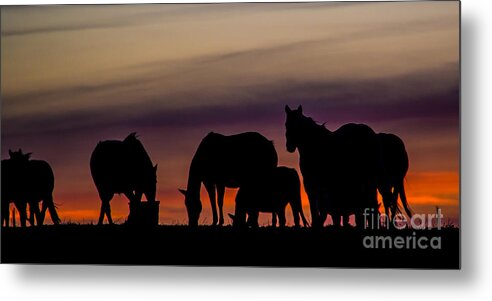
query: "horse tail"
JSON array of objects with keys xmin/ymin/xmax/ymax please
[
  {"xmin": 45, "ymin": 196, "xmax": 61, "ymax": 225},
  {"xmin": 299, "ymin": 205, "xmax": 310, "ymax": 227},
  {"xmin": 396, "ymin": 178, "xmax": 412, "ymax": 218}
]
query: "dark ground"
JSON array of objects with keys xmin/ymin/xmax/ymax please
[{"xmin": 1, "ymin": 225, "xmax": 459, "ymax": 269}]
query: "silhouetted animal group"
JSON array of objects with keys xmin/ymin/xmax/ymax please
[
  {"xmin": 1, "ymin": 150, "xmax": 60, "ymax": 227},
  {"xmin": 1, "ymin": 105, "xmax": 411, "ymax": 229},
  {"xmin": 181, "ymin": 105, "xmax": 411, "ymax": 228}
]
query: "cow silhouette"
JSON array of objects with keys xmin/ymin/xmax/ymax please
[
  {"xmin": 90, "ymin": 133, "xmax": 157, "ymax": 225},
  {"xmin": 377, "ymin": 133, "xmax": 412, "ymax": 222},
  {"xmin": 179, "ymin": 131, "xmax": 278, "ymax": 226},
  {"xmin": 1, "ymin": 149, "xmax": 60, "ymax": 227},
  {"xmin": 284, "ymin": 105, "xmax": 379, "ymax": 228},
  {"xmin": 229, "ymin": 166, "xmax": 309, "ymax": 227}
]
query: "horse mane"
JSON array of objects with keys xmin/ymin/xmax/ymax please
[
  {"xmin": 123, "ymin": 132, "xmax": 153, "ymax": 166},
  {"xmin": 9, "ymin": 149, "xmax": 32, "ymax": 161},
  {"xmin": 124, "ymin": 132, "xmax": 139, "ymax": 143},
  {"xmin": 301, "ymin": 114, "xmax": 329, "ymax": 134}
]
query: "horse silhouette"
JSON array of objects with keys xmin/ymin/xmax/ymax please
[
  {"xmin": 1, "ymin": 149, "xmax": 60, "ymax": 227},
  {"xmin": 284, "ymin": 105, "xmax": 379, "ymax": 228},
  {"xmin": 1, "ymin": 155, "xmax": 29, "ymax": 227},
  {"xmin": 179, "ymin": 131, "xmax": 278, "ymax": 226},
  {"xmin": 229, "ymin": 166, "xmax": 309, "ymax": 227},
  {"xmin": 90, "ymin": 133, "xmax": 157, "ymax": 225},
  {"xmin": 377, "ymin": 133, "xmax": 412, "ymax": 222}
]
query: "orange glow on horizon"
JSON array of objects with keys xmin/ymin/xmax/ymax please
[{"xmin": 48, "ymin": 170, "xmax": 459, "ymax": 226}]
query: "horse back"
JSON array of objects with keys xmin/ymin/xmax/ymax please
[
  {"xmin": 196, "ymin": 132, "xmax": 278, "ymax": 185},
  {"xmin": 90, "ymin": 140, "xmax": 133, "ymax": 192},
  {"xmin": 377, "ymin": 133, "xmax": 409, "ymax": 179},
  {"xmin": 1, "ymin": 159, "xmax": 54, "ymax": 200},
  {"xmin": 27, "ymin": 160, "xmax": 55, "ymax": 194},
  {"xmin": 90, "ymin": 139, "xmax": 154, "ymax": 193}
]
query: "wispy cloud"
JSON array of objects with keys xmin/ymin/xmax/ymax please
[{"xmin": 2, "ymin": 62, "xmax": 458, "ymax": 138}]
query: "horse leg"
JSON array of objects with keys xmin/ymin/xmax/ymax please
[
  {"xmin": 332, "ymin": 214, "xmax": 341, "ymax": 228},
  {"xmin": 2, "ymin": 200, "xmax": 10, "ymax": 228},
  {"xmin": 29, "ymin": 201, "xmax": 42, "ymax": 226},
  {"xmin": 317, "ymin": 207, "xmax": 328, "ymax": 227},
  {"xmin": 391, "ymin": 185, "xmax": 400, "ymax": 217},
  {"xmin": 28, "ymin": 202, "xmax": 35, "ymax": 226},
  {"xmin": 355, "ymin": 212, "xmax": 367, "ymax": 230},
  {"xmin": 343, "ymin": 214, "xmax": 350, "ymax": 227},
  {"xmin": 272, "ymin": 212, "xmax": 277, "ymax": 228},
  {"xmin": 135, "ymin": 190, "xmax": 143, "ymax": 203},
  {"xmin": 304, "ymin": 182, "xmax": 321, "ymax": 227},
  {"xmin": 379, "ymin": 185, "xmax": 393, "ymax": 223},
  {"xmin": 291, "ymin": 203, "xmax": 301, "ymax": 228},
  {"xmin": 126, "ymin": 191, "xmax": 142, "ymax": 225},
  {"xmin": 247, "ymin": 210, "xmax": 259, "ymax": 228},
  {"xmin": 204, "ymin": 182, "xmax": 218, "ymax": 226},
  {"xmin": 367, "ymin": 186, "xmax": 379, "ymax": 229},
  {"xmin": 98, "ymin": 192, "xmax": 113, "ymax": 225},
  {"xmin": 105, "ymin": 199, "xmax": 113, "ymax": 225},
  {"xmin": 217, "ymin": 184, "xmax": 225, "ymax": 226},
  {"xmin": 39, "ymin": 200, "xmax": 47, "ymax": 225},
  {"xmin": 278, "ymin": 210, "xmax": 286, "ymax": 228},
  {"xmin": 233, "ymin": 188, "xmax": 247, "ymax": 227},
  {"xmin": 16, "ymin": 201, "xmax": 28, "ymax": 228}
]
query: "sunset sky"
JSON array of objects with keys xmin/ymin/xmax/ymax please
[{"xmin": 1, "ymin": 2, "xmax": 459, "ymax": 226}]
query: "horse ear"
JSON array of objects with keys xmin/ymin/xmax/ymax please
[
  {"xmin": 297, "ymin": 105, "xmax": 303, "ymax": 113},
  {"xmin": 9, "ymin": 149, "xmax": 13, "ymax": 157},
  {"xmin": 154, "ymin": 164, "xmax": 158, "ymax": 172},
  {"xmin": 285, "ymin": 105, "xmax": 292, "ymax": 113},
  {"xmin": 178, "ymin": 189, "xmax": 187, "ymax": 196}
]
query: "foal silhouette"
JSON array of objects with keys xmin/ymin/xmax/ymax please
[
  {"xmin": 1, "ymin": 149, "xmax": 60, "ymax": 227},
  {"xmin": 180, "ymin": 132, "xmax": 278, "ymax": 226},
  {"xmin": 284, "ymin": 105, "xmax": 379, "ymax": 228},
  {"xmin": 229, "ymin": 166, "xmax": 309, "ymax": 227},
  {"xmin": 90, "ymin": 133, "xmax": 157, "ymax": 225}
]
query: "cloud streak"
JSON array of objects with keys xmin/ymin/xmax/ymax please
[{"xmin": 2, "ymin": 62, "xmax": 458, "ymax": 139}]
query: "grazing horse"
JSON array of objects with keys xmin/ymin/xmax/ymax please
[
  {"xmin": 377, "ymin": 133, "xmax": 412, "ymax": 222},
  {"xmin": 1, "ymin": 149, "xmax": 61, "ymax": 227},
  {"xmin": 179, "ymin": 132, "xmax": 278, "ymax": 227},
  {"xmin": 90, "ymin": 133, "xmax": 157, "ymax": 225},
  {"xmin": 284, "ymin": 105, "xmax": 379, "ymax": 228},
  {"xmin": 229, "ymin": 166, "xmax": 309, "ymax": 227}
]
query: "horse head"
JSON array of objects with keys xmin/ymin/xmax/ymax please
[
  {"xmin": 8, "ymin": 149, "xmax": 32, "ymax": 162},
  {"xmin": 284, "ymin": 105, "xmax": 305, "ymax": 153},
  {"xmin": 179, "ymin": 188, "xmax": 202, "ymax": 227}
]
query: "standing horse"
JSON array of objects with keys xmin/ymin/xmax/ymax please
[
  {"xmin": 179, "ymin": 132, "xmax": 278, "ymax": 227},
  {"xmin": 1, "ymin": 157, "xmax": 26, "ymax": 227},
  {"xmin": 284, "ymin": 105, "xmax": 379, "ymax": 228},
  {"xmin": 90, "ymin": 133, "xmax": 157, "ymax": 225},
  {"xmin": 377, "ymin": 133, "xmax": 412, "ymax": 222},
  {"xmin": 229, "ymin": 166, "xmax": 309, "ymax": 227},
  {"xmin": 1, "ymin": 149, "xmax": 60, "ymax": 227}
]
